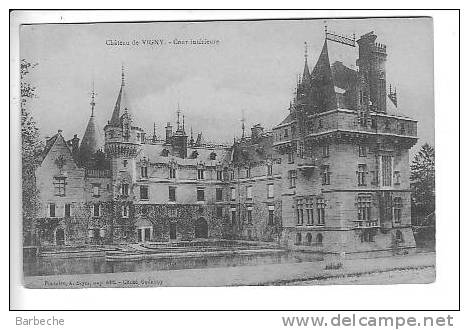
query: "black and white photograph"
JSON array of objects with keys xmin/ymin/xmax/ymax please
[{"xmin": 18, "ymin": 16, "xmax": 437, "ymax": 289}]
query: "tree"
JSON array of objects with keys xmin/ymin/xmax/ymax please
[
  {"xmin": 21, "ymin": 59, "xmax": 43, "ymax": 245},
  {"xmin": 410, "ymin": 143, "xmax": 435, "ymax": 225}
]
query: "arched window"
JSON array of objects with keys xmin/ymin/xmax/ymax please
[
  {"xmin": 306, "ymin": 233, "xmax": 312, "ymax": 245},
  {"xmin": 316, "ymin": 233, "xmax": 323, "ymax": 245},
  {"xmin": 161, "ymin": 149, "xmax": 169, "ymax": 157},
  {"xmin": 295, "ymin": 232, "xmax": 302, "ymax": 245}
]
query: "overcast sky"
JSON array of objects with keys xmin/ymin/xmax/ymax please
[{"xmin": 20, "ymin": 17, "xmax": 434, "ymax": 153}]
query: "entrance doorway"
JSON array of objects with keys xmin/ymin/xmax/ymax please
[
  {"xmin": 144, "ymin": 228, "xmax": 151, "ymax": 241},
  {"xmin": 195, "ymin": 218, "xmax": 208, "ymax": 238},
  {"xmin": 55, "ymin": 228, "xmax": 65, "ymax": 246},
  {"xmin": 169, "ymin": 223, "xmax": 177, "ymax": 240}
]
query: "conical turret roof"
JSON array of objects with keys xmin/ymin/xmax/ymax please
[
  {"xmin": 79, "ymin": 115, "xmax": 101, "ymax": 157},
  {"xmin": 109, "ymin": 67, "xmax": 131, "ymax": 126}
]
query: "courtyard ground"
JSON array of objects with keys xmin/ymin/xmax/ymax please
[{"xmin": 24, "ymin": 251, "xmax": 435, "ymax": 288}]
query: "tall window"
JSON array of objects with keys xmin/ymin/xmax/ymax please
[
  {"xmin": 64, "ymin": 203, "xmax": 72, "ymax": 217},
  {"xmin": 169, "ymin": 167, "xmax": 176, "ymax": 179},
  {"xmin": 123, "ymin": 159, "xmax": 128, "ymax": 167},
  {"xmin": 358, "ymin": 164, "xmax": 367, "ymax": 186},
  {"xmin": 288, "ymin": 170, "xmax": 297, "ymax": 188},
  {"xmin": 317, "ymin": 198, "xmax": 326, "ymax": 225},
  {"xmin": 231, "ymin": 208, "xmax": 236, "ymax": 226},
  {"xmin": 306, "ymin": 199, "xmax": 314, "ymax": 225},
  {"xmin": 231, "ymin": 187, "xmax": 236, "ymax": 201},
  {"xmin": 246, "ymin": 167, "xmax": 251, "ymax": 178},
  {"xmin": 322, "ymin": 145, "xmax": 329, "ymax": 158},
  {"xmin": 296, "ymin": 201, "xmax": 304, "ymax": 225},
  {"xmin": 140, "ymin": 186, "xmax": 149, "ymax": 200},
  {"xmin": 267, "ymin": 184, "xmax": 274, "ymax": 198},
  {"xmin": 121, "ymin": 183, "xmax": 129, "ymax": 197},
  {"xmin": 298, "ymin": 142, "xmax": 304, "ymax": 158},
  {"xmin": 93, "ymin": 203, "xmax": 100, "ymax": 217},
  {"xmin": 394, "ymin": 171, "xmax": 401, "ymax": 185},
  {"xmin": 268, "ymin": 206, "xmax": 274, "ymax": 226},
  {"xmin": 359, "ymin": 145, "xmax": 367, "ymax": 157},
  {"xmin": 284, "ymin": 128, "xmax": 289, "ymax": 138},
  {"xmin": 247, "ymin": 208, "xmax": 253, "ymax": 224},
  {"xmin": 246, "ymin": 186, "xmax": 253, "ymax": 200},
  {"xmin": 122, "ymin": 205, "xmax": 129, "ymax": 218},
  {"xmin": 321, "ymin": 165, "xmax": 331, "ymax": 185},
  {"xmin": 216, "ymin": 188, "xmax": 223, "ymax": 202},
  {"xmin": 357, "ymin": 194, "xmax": 372, "ymax": 221},
  {"xmin": 393, "ymin": 197, "xmax": 403, "ymax": 223},
  {"xmin": 197, "ymin": 169, "xmax": 204, "ymax": 180},
  {"xmin": 287, "ymin": 150, "xmax": 294, "ymax": 163},
  {"xmin": 49, "ymin": 203, "xmax": 56, "ymax": 217},
  {"xmin": 216, "ymin": 206, "xmax": 223, "ymax": 217},
  {"xmin": 267, "ymin": 164, "xmax": 273, "ymax": 176},
  {"xmin": 216, "ymin": 170, "xmax": 223, "ymax": 181},
  {"xmin": 53, "ymin": 177, "xmax": 66, "ymax": 196},
  {"xmin": 169, "ymin": 186, "xmax": 176, "ymax": 202},
  {"xmin": 381, "ymin": 155, "xmax": 393, "ymax": 187},
  {"xmin": 197, "ymin": 187, "xmax": 205, "ymax": 201},
  {"xmin": 141, "ymin": 166, "xmax": 148, "ymax": 178}
]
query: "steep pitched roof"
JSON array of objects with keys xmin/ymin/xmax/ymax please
[
  {"xmin": 109, "ymin": 79, "xmax": 131, "ymax": 126},
  {"xmin": 79, "ymin": 114, "xmax": 102, "ymax": 161},
  {"xmin": 309, "ymin": 40, "xmax": 337, "ymax": 112}
]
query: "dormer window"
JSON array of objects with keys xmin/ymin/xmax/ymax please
[
  {"xmin": 197, "ymin": 169, "xmax": 204, "ymax": 180},
  {"xmin": 169, "ymin": 167, "xmax": 176, "ymax": 179}
]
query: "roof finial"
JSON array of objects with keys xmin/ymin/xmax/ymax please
[
  {"xmin": 121, "ymin": 63, "xmax": 125, "ymax": 86},
  {"xmin": 90, "ymin": 80, "xmax": 97, "ymax": 117},
  {"xmin": 176, "ymin": 102, "xmax": 181, "ymax": 129},
  {"xmin": 241, "ymin": 109, "xmax": 246, "ymax": 139},
  {"xmin": 304, "ymin": 41, "xmax": 308, "ymax": 61}
]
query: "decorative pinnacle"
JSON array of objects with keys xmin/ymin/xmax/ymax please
[
  {"xmin": 241, "ymin": 109, "xmax": 246, "ymax": 138},
  {"xmin": 90, "ymin": 80, "xmax": 97, "ymax": 117},
  {"xmin": 176, "ymin": 102, "xmax": 181, "ymax": 128},
  {"xmin": 304, "ymin": 41, "xmax": 308, "ymax": 60},
  {"xmin": 121, "ymin": 63, "xmax": 125, "ymax": 86}
]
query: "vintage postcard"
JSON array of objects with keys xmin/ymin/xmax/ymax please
[{"xmin": 18, "ymin": 17, "xmax": 435, "ymax": 288}]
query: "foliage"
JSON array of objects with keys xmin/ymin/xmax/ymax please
[
  {"xmin": 410, "ymin": 143, "xmax": 435, "ymax": 225},
  {"xmin": 21, "ymin": 59, "xmax": 44, "ymax": 245}
]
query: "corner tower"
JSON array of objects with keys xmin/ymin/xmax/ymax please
[{"xmin": 104, "ymin": 66, "xmax": 144, "ymax": 197}]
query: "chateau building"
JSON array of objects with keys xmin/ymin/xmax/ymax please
[{"xmin": 34, "ymin": 29, "xmax": 418, "ymax": 256}]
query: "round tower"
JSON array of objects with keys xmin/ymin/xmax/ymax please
[{"xmin": 104, "ymin": 66, "xmax": 144, "ymax": 198}]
